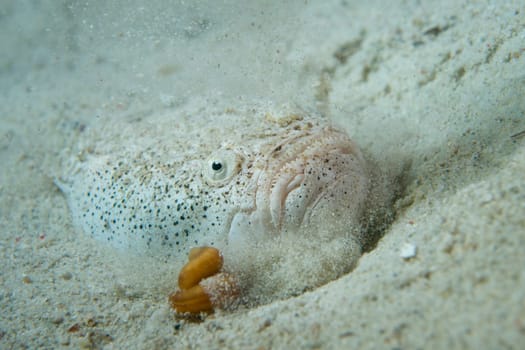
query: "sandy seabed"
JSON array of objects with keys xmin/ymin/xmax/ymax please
[{"xmin": 1, "ymin": 1, "xmax": 524, "ymax": 349}]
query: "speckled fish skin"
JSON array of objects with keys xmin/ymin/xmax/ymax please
[{"xmin": 59, "ymin": 102, "xmax": 372, "ymax": 262}]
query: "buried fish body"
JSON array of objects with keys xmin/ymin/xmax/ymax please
[{"xmin": 58, "ymin": 102, "xmax": 394, "ymax": 308}]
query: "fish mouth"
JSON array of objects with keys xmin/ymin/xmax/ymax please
[
  {"xmin": 228, "ymin": 127, "xmax": 365, "ymax": 241},
  {"xmin": 263, "ymin": 127, "xmax": 362, "ymax": 231}
]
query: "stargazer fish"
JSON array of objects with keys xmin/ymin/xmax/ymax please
[{"xmin": 58, "ymin": 101, "xmax": 394, "ymax": 306}]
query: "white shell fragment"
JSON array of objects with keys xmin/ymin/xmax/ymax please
[{"xmin": 400, "ymin": 242, "xmax": 417, "ymax": 259}]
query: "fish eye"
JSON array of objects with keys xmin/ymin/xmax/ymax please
[
  {"xmin": 203, "ymin": 150, "xmax": 242, "ymax": 186},
  {"xmin": 211, "ymin": 161, "xmax": 223, "ymax": 172}
]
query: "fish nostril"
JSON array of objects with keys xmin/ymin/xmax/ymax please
[{"xmin": 271, "ymin": 145, "xmax": 283, "ymax": 158}]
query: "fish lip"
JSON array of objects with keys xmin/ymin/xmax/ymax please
[{"xmin": 259, "ymin": 127, "xmax": 360, "ymax": 232}]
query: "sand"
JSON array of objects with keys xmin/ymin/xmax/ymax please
[{"xmin": 1, "ymin": 0, "xmax": 524, "ymax": 349}]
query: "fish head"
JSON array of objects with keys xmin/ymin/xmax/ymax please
[{"xmin": 201, "ymin": 116, "xmax": 371, "ymax": 249}]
